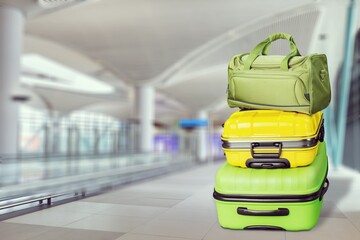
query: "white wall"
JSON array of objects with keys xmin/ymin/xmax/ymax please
[{"xmin": 310, "ymin": 0, "xmax": 349, "ymax": 90}]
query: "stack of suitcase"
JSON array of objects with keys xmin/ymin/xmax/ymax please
[{"xmin": 213, "ymin": 33, "xmax": 331, "ymax": 231}]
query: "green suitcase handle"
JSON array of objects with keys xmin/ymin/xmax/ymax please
[
  {"xmin": 237, "ymin": 207, "xmax": 289, "ymax": 216},
  {"xmin": 244, "ymin": 32, "xmax": 301, "ymax": 71},
  {"xmin": 244, "ymin": 226, "xmax": 285, "ymax": 230}
]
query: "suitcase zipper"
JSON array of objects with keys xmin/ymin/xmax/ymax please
[
  {"xmin": 213, "ymin": 178, "xmax": 329, "ymax": 203},
  {"xmin": 235, "ymin": 54, "xmax": 307, "ymax": 69}
]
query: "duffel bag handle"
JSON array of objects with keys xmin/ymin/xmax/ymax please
[
  {"xmin": 244, "ymin": 32, "xmax": 301, "ymax": 71},
  {"xmin": 262, "ymin": 33, "xmax": 298, "ymax": 55}
]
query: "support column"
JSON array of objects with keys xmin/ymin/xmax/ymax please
[
  {"xmin": 196, "ymin": 110, "xmax": 208, "ymax": 162},
  {"xmin": 135, "ymin": 85, "xmax": 155, "ymax": 153},
  {"xmin": 0, "ymin": 6, "xmax": 24, "ymax": 156},
  {"xmin": 335, "ymin": 0, "xmax": 357, "ymax": 168}
]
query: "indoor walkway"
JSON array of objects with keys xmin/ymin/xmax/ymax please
[{"xmin": 1, "ymin": 161, "xmax": 360, "ymax": 240}]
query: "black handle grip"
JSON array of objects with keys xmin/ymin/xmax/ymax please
[
  {"xmin": 246, "ymin": 158, "xmax": 290, "ymax": 169},
  {"xmin": 237, "ymin": 207, "xmax": 289, "ymax": 216},
  {"xmin": 319, "ymin": 178, "xmax": 329, "ymax": 201},
  {"xmin": 318, "ymin": 124, "xmax": 325, "ymax": 142},
  {"xmin": 250, "ymin": 142, "xmax": 282, "ymax": 158},
  {"xmin": 244, "ymin": 226, "xmax": 285, "ymax": 231}
]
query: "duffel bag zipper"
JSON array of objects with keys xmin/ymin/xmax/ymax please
[
  {"xmin": 227, "ymin": 98, "xmax": 310, "ymax": 108},
  {"xmin": 235, "ymin": 54, "xmax": 308, "ymax": 69},
  {"xmin": 230, "ymin": 72, "xmax": 308, "ymax": 94}
]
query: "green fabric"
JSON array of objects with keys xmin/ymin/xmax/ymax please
[{"xmin": 228, "ymin": 33, "xmax": 331, "ymax": 114}]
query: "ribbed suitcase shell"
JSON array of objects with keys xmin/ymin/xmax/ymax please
[
  {"xmin": 213, "ymin": 142, "xmax": 329, "ymax": 231},
  {"xmin": 222, "ymin": 110, "xmax": 324, "ymax": 168}
]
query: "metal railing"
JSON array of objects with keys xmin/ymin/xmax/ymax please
[
  {"xmin": 0, "ymin": 109, "xmax": 225, "ymax": 214},
  {"xmin": 0, "ymin": 151, "xmax": 197, "ymax": 215}
]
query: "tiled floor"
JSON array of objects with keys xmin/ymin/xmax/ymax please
[{"xmin": 1, "ymin": 161, "xmax": 360, "ymax": 240}]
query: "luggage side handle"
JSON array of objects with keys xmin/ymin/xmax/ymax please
[
  {"xmin": 319, "ymin": 178, "xmax": 330, "ymax": 201},
  {"xmin": 250, "ymin": 142, "xmax": 282, "ymax": 158},
  {"xmin": 318, "ymin": 123, "xmax": 325, "ymax": 142},
  {"xmin": 237, "ymin": 207, "xmax": 289, "ymax": 216}
]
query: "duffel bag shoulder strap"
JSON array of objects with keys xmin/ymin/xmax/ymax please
[{"xmin": 244, "ymin": 32, "xmax": 301, "ymax": 71}]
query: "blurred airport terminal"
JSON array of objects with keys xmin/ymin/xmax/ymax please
[{"xmin": 0, "ymin": 0, "xmax": 359, "ymax": 239}]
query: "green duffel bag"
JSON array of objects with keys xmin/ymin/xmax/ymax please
[{"xmin": 227, "ymin": 33, "xmax": 331, "ymax": 115}]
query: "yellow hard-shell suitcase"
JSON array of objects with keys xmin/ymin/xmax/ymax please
[{"xmin": 222, "ymin": 110, "xmax": 324, "ymax": 168}]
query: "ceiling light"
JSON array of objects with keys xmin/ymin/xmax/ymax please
[
  {"xmin": 21, "ymin": 54, "xmax": 114, "ymax": 94},
  {"xmin": 37, "ymin": 0, "xmax": 86, "ymax": 9}
]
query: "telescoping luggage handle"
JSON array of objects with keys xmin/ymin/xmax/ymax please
[
  {"xmin": 248, "ymin": 142, "xmax": 290, "ymax": 168},
  {"xmin": 250, "ymin": 142, "xmax": 282, "ymax": 158},
  {"xmin": 244, "ymin": 32, "xmax": 301, "ymax": 71}
]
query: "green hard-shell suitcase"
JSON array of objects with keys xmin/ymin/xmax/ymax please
[{"xmin": 213, "ymin": 142, "xmax": 329, "ymax": 231}]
